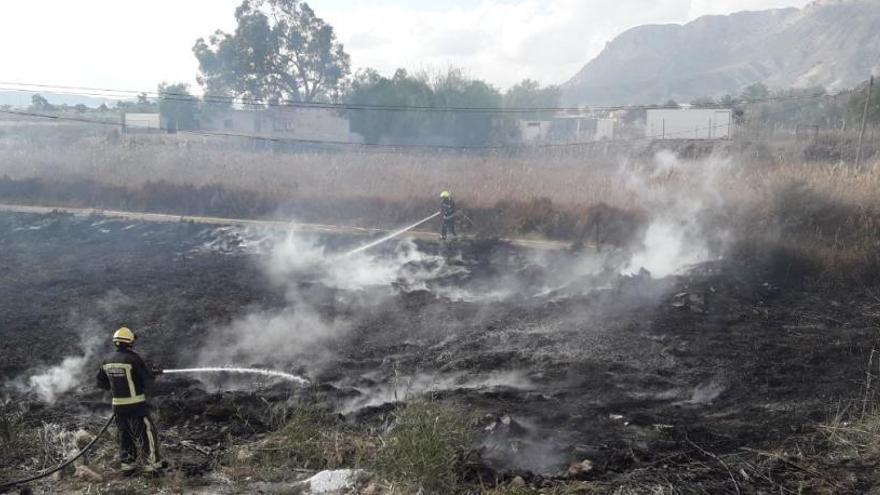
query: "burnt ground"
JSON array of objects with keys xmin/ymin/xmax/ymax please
[{"xmin": 2, "ymin": 210, "xmax": 880, "ymax": 493}]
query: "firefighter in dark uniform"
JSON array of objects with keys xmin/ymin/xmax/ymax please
[
  {"xmin": 440, "ymin": 190, "xmax": 456, "ymax": 240},
  {"xmin": 96, "ymin": 327, "xmax": 164, "ymax": 475}
]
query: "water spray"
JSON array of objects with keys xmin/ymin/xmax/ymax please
[
  {"xmin": 345, "ymin": 212, "xmax": 440, "ymax": 256},
  {"xmin": 162, "ymin": 367, "xmax": 310, "ymax": 385}
]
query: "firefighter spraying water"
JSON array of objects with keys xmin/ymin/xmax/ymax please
[
  {"xmin": 0, "ymin": 328, "xmax": 312, "ymax": 490},
  {"xmin": 2, "ymin": 196, "xmax": 463, "ymax": 490},
  {"xmin": 96, "ymin": 327, "xmax": 165, "ymax": 475},
  {"xmin": 345, "ymin": 190, "xmax": 460, "ymax": 255}
]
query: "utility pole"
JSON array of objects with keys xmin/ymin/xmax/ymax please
[{"xmin": 855, "ymin": 75, "xmax": 874, "ymax": 169}]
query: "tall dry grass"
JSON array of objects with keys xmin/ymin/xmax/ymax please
[
  {"xmin": 0, "ymin": 140, "xmax": 623, "ymax": 208},
  {"xmin": 2, "ymin": 134, "xmax": 878, "ymax": 210},
  {"xmin": 4, "ymin": 132, "xmax": 880, "ymax": 284}
]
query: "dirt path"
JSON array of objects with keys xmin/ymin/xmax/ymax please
[{"xmin": 0, "ymin": 202, "xmax": 570, "ymax": 250}]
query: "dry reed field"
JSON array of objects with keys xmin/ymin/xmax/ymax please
[
  {"xmin": 2, "ymin": 133, "xmax": 878, "ymax": 208},
  {"xmin": 3, "ymin": 131, "xmax": 880, "ymax": 286}
]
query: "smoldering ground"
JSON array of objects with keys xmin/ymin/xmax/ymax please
[
  {"xmin": 0, "ymin": 150, "xmax": 764, "ymax": 479},
  {"xmin": 3, "ymin": 149, "xmax": 735, "ymax": 400},
  {"xmin": 4, "ymin": 290, "xmax": 135, "ymax": 404},
  {"xmin": 177, "ymin": 150, "xmax": 735, "ymax": 408}
]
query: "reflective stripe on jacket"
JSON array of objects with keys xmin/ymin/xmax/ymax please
[{"xmin": 96, "ymin": 348, "xmax": 154, "ymax": 412}]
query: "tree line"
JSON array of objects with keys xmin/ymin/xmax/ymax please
[
  {"xmin": 190, "ymin": 0, "xmax": 560, "ymax": 145},
  {"xmin": 17, "ymin": 0, "xmax": 880, "ymax": 144}
]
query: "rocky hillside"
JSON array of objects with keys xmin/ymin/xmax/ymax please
[{"xmin": 563, "ymin": 0, "xmax": 880, "ymax": 105}]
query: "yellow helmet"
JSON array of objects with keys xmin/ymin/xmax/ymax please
[
  {"xmin": 113, "ymin": 327, "xmax": 136, "ymax": 345},
  {"xmin": 440, "ymin": 190, "xmax": 451, "ymax": 198}
]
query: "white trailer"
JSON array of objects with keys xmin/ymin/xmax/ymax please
[{"xmin": 646, "ymin": 108, "xmax": 732, "ymax": 140}]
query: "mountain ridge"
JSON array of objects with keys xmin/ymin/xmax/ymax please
[{"xmin": 562, "ymin": 0, "xmax": 880, "ymax": 105}]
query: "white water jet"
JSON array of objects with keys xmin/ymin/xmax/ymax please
[
  {"xmin": 345, "ymin": 212, "xmax": 440, "ymax": 256},
  {"xmin": 163, "ymin": 367, "xmax": 310, "ymax": 385}
]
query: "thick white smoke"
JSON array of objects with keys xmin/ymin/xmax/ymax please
[
  {"xmin": 196, "ymin": 231, "xmax": 465, "ymax": 370},
  {"xmin": 265, "ymin": 232, "xmax": 454, "ymax": 292},
  {"xmin": 196, "ymin": 152, "xmax": 734, "ymax": 378},
  {"xmin": 7, "ymin": 290, "xmax": 133, "ymax": 403},
  {"xmin": 197, "ymin": 305, "xmax": 348, "ymax": 370},
  {"xmin": 11, "ymin": 324, "xmax": 102, "ymax": 404},
  {"xmin": 621, "ymin": 150, "xmax": 731, "ymax": 277},
  {"xmin": 26, "ymin": 354, "xmax": 94, "ymax": 403}
]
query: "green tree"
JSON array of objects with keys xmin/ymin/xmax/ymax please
[
  {"xmin": 740, "ymin": 82, "xmax": 771, "ymax": 103},
  {"xmin": 117, "ymin": 92, "xmax": 159, "ymax": 114},
  {"xmin": 849, "ymin": 79, "xmax": 880, "ymax": 124},
  {"xmin": 193, "ymin": 0, "xmax": 350, "ymax": 103},
  {"xmin": 347, "ymin": 68, "xmax": 434, "ymax": 144},
  {"xmin": 431, "ymin": 68, "xmax": 503, "ymax": 146},
  {"xmin": 718, "ymin": 94, "xmax": 738, "ymax": 107},
  {"xmin": 503, "ymin": 79, "xmax": 560, "ymax": 114},
  {"xmin": 690, "ymin": 96, "xmax": 716, "ymax": 108},
  {"xmin": 29, "ymin": 94, "xmax": 53, "ymax": 112},
  {"xmin": 346, "ymin": 68, "xmax": 503, "ymax": 146},
  {"xmin": 498, "ymin": 79, "xmax": 561, "ymax": 141},
  {"xmin": 158, "ymin": 82, "xmax": 199, "ymax": 131}
]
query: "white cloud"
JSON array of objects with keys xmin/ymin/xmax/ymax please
[
  {"xmin": 324, "ymin": 0, "xmax": 814, "ymax": 88},
  {"xmin": 0, "ymin": 0, "xmax": 814, "ymax": 92},
  {"xmin": 325, "ymin": 0, "xmax": 691, "ymax": 88},
  {"xmin": 0, "ymin": 0, "xmax": 239, "ymax": 91}
]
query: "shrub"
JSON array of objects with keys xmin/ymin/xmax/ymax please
[
  {"xmin": 376, "ymin": 401, "xmax": 477, "ymax": 494},
  {"xmin": 255, "ymin": 405, "xmax": 377, "ymax": 471}
]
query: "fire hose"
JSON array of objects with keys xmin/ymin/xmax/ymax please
[{"xmin": 0, "ymin": 414, "xmax": 115, "ymax": 493}]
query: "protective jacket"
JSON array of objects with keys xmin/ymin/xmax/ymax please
[
  {"xmin": 96, "ymin": 347, "xmax": 155, "ymax": 416},
  {"xmin": 441, "ymin": 197, "xmax": 456, "ymax": 219}
]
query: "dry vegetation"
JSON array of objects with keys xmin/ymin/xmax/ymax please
[
  {"xmin": 6, "ymin": 130, "xmax": 880, "ymax": 492},
  {"xmin": 3, "ymin": 132, "xmax": 880, "ymax": 286}
]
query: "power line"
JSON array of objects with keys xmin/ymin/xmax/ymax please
[
  {"xmin": 0, "ymin": 108, "xmax": 501, "ymax": 150},
  {"xmin": 0, "ymin": 107, "xmax": 740, "ymax": 151},
  {"xmin": 0, "ymin": 80, "xmax": 851, "ymax": 114}
]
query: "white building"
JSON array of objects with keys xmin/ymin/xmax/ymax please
[
  {"xmin": 646, "ymin": 108, "xmax": 732, "ymax": 140},
  {"xmin": 595, "ymin": 118, "xmax": 616, "ymax": 140}
]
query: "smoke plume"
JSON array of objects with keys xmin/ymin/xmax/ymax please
[
  {"xmin": 10, "ymin": 322, "xmax": 102, "ymax": 403},
  {"xmin": 621, "ymin": 150, "xmax": 731, "ymax": 277},
  {"xmin": 7, "ymin": 290, "xmax": 133, "ymax": 403}
]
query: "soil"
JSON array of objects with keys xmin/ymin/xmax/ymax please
[{"xmin": 2, "ymin": 210, "xmax": 879, "ymax": 493}]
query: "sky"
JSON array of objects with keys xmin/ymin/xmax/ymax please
[{"xmin": 0, "ymin": 0, "xmax": 814, "ymax": 95}]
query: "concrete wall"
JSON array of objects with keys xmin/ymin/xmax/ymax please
[
  {"xmin": 201, "ymin": 108, "xmax": 363, "ymax": 144},
  {"xmin": 123, "ymin": 113, "xmax": 160, "ymax": 131},
  {"xmin": 519, "ymin": 120, "xmax": 552, "ymax": 143}
]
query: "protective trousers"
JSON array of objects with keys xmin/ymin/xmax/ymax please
[
  {"xmin": 115, "ymin": 413, "xmax": 161, "ymax": 471},
  {"xmin": 441, "ymin": 217, "xmax": 456, "ymax": 239}
]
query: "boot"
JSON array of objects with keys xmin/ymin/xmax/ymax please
[
  {"xmin": 143, "ymin": 460, "xmax": 168, "ymax": 476},
  {"xmin": 119, "ymin": 462, "xmax": 137, "ymax": 475}
]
